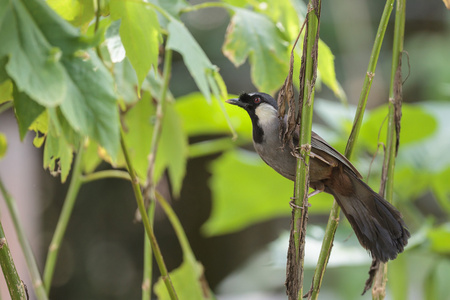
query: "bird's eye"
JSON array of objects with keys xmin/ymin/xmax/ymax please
[{"xmin": 254, "ymin": 97, "xmax": 261, "ymax": 104}]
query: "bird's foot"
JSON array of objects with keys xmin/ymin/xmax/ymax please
[{"xmin": 289, "ymin": 198, "xmax": 311, "ymax": 210}]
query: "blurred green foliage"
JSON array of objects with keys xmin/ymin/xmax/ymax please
[{"xmin": 1, "ymin": 0, "xmax": 449, "ymax": 299}]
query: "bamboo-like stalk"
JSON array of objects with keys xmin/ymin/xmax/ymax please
[
  {"xmin": 120, "ymin": 127, "xmax": 178, "ymax": 300},
  {"xmin": 141, "ymin": 49, "xmax": 173, "ymax": 300},
  {"xmin": 43, "ymin": 144, "xmax": 85, "ymax": 294},
  {"xmin": 0, "ymin": 217, "xmax": 27, "ymax": 300},
  {"xmin": 286, "ymin": 2, "xmax": 321, "ymax": 299},
  {"xmin": 0, "ymin": 177, "xmax": 48, "ymax": 300},
  {"xmin": 373, "ymin": 0, "xmax": 406, "ymax": 298},
  {"xmin": 309, "ymin": 1, "xmax": 395, "ymax": 299}
]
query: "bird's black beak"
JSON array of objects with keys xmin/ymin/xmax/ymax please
[{"xmin": 226, "ymin": 98, "xmax": 247, "ymax": 108}]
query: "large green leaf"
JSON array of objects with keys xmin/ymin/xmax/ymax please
[
  {"xmin": 223, "ymin": 7, "xmax": 289, "ymax": 93},
  {"xmin": 317, "ymin": 40, "xmax": 347, "ymax": 102},
  {"xmin": 59, "ymin": 52, "xmax": 120, "ymax": 159},
  {"xmin": 154, "ymin": 259, "xmax": 211, "ymax": 300},
  {"xmin": 12, "ymin": 87, "xmax": 45, "ymax": 140},
  {"xmin": 204, "ymin": 149, "xmax": 334, "ymax": 236},
  {"xmin": 43, "ymin": 109, "xmax": 76, "ymax": 182},
  {"xmin": 166, "ymin": 19, "xmax": 219, "ymax": 103},
  {"xmin": 121, "ymin": 94, "xmax": 187, "ymax": 196},
  {"xmin": 0, "ymin": 0, "xmax": 67, "ymax": 106},
  {"xmin": 110, "ymin": 0, "xmax": 160, "ymax": 89},
  {"xmin": 157, "ymin": 101, "xmax": 188, "ymax": 197},
  {"xmin": 47, "ymin": 0, "xmax": 95, "ymax": 27},
  {"xmin": 175, "ymin": 92, "xmax": 251, "ymax": 139},
  {"xmin": 1, "ymin": 0, "xmax": 120, "ymax": 159},
  {"xmin": 427, "ymin": 224, "xmax": 450, "ymax": 255}
]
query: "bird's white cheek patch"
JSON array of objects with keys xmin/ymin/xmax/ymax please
[{"xmin": 255, "ymin": 103, "xmax": 278, "ymax": 128}]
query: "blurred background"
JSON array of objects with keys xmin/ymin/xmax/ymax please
[{"xmin": 1, "ymin": 0, "xmax": 450, "ymax": 299}]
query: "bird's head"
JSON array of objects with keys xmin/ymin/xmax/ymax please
[
  {"xmin": 226, "ymin": 92, "xmax": 278, "ymax": 124},
  {"xmin": 226, "ymin": 92, "xmax": 279, "ymax": 143}
]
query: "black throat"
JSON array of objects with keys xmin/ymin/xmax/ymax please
[{"xmin": 249, "ymin": 112, "xmax": 264, "ymax": 144}]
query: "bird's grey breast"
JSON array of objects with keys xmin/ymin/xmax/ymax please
[{"xmin": 253, "ymin": 104, "xmax": 296, "ymax": 180}]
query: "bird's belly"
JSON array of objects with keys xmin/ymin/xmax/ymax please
[{"xmin": 254, "ymin": 142, "xmax": 297, "ymax": 181}]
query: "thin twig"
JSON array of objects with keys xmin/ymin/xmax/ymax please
[
  {"xmin": 0, "ymin": 209, "xmax": 28, "ymax": 299},
  {"xmin": 372, "ymin": 0, "xmax": 406, "ymax": 298},
  {"xmin": 141, "ymin": 48, "xmax": 173, "ymax": 300},
  {"xmin": 81, "ymin": 170, "xmax": 131, "ymax": 183},
  {"xmin": 0, "ymin": 177, "xmax": 48, "ymax": 300},
  {"xmin": 309, "ymin": 1, "xmax": 395, "ymax": 299},
  {"xmin": 120, "ymin": 127, "xmax": 178, "ymax": 300},
  {"xmin": 43, "ymin": 144, "xmax": 85, "ymax": 295}
]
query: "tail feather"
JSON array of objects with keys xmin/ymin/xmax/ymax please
[{"xmin": 331, "ymin": 169, "xmax": 410, "ymax": 262}]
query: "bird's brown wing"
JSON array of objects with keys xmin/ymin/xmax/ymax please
[{"xmin": 291, "ymin": 127, "xmax": 362, "ymax": 179}]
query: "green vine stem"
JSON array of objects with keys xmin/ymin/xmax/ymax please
[
  {"xmin": 42, "ymin": 143, "xmax": 85, "ymax": 294},
  {"xmin": 120, "ymin": 126, "xmax": 178, "ymax": 300},
  {"xmin": 309, "ymin": 1, "xmax": 395, "ymax": 299},
  {"xmin": 81, "ymin": 170, "xmax": 131, "ymax": 183},
  {"xmin": 0, "ymin": 214, "xmax": 27, "ymax": 299},
  {"xmin": 154, "ymin": 192, "xmax": 195, "ymax": 264},
  {"xmin": 373, "ymin": 0, "xmax": 406, "ymax": 298},
  {"xmin": 0, "ymin": 177, "xmax": 48, "ymax": 300},
  {"xmin": 141, "ymin": 49, "xmax": 173, "ymax": 300},
  {"xmin": 142, "ymin": 201, "xmax": 155, "ymax": 300}
]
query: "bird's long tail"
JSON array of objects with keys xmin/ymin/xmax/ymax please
[{"xmin": 330, "ymin": 169, "xmax": 410, "ymax": 262}]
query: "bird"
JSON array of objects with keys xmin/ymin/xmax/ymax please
[{"xmin": 226, "ymin": 92, "xmax": 410, "ymax": 262}]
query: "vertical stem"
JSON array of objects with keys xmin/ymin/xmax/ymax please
[
  {"xmin": 142, "ymin": 202, "xmax": 155, "ymax": 300},
  {"xmin": 345, "ymin": 0, "xmax": 395, "ymax": 160},
  {"xmin": 373, "ymin": 0, "xmax": 406, "ymax": 298},
  {"xmin": 0, "ymin": 219, "xmax": 27, "ymax": 300},
  {"xmin": 43, "ymin": 144, "xmax": 85, "ymax": 295},
  {"xmin": 309, "ymin": 1, "xmax": 395, "ymax": 299},
  {"xmin": 286, "ymin": 1, "xmax": 320, "ymax": 299},
  {"xmin": 0, "ymin": 177, "xmax": 48, "ymax": 300},
  {"xmin": 141, "ymin": 49, "xmax": 173, "ymax": 299},
  {"xmin": 120, "ymin": 127, "xmax": 178, "ymax": 300}
]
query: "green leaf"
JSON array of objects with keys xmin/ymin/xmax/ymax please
[
  {"xmin": 0, "ymin": 0, "xmax": 67, "ymax": 106},
  {"xmin": 0, "ymin": 79, "xmax": 12, "ymax": 104},
  {"xmin": 431, "ymin": 167, "xmax": 450, "ymax": 215},
  {"xmin": 223, "ymin": 8, "xmax": 289, "ymax": 93},
  {"xmin": 28, "ymin": 110, "xmax": 49, "ymax": 148},
  {"xmin": 43, "ymin": 109, "xmax": 75, "ymax": 182},
  {"xmin": 149, "ymin": 0, "xmax": 189, "ymax": 18},
  {"xmin": 121, "ymin": 93, "xmax": 187, "ymax": 195},
  {"xmin": 82, "ymin": 139, "xmax": 102, "ymax": 174},
  {"xmin": 47, "ymin": 0, "xmax": 95, "ymax": 27},
  {"xmin": 317, "ymin": 40, "xmax": 347, "ymax": 102},
  {"xmin": 427, "ymin": 224, "xmax": 450, "ymax": 254},
  {"xmin": 175, "ymin": 92, "xmax": 251, "ymax": 139},
  {"xmin": 154, "ymin": 259, "xmax": 211, "ymax": 300},
  {"xmin": 12, "ymin": 87, "xmax": 45, "ymax": 140},
  {"xmin": 157, "ymin": 101, "xmax": 188, "ymax": 197},
  {"xmin": 204, "ymin": 149, "xmax": 334, "ymax": 236},
  {"xmin": 166, "ymin": 19, "xmax": 219, "ymax": 102},
  {"xmin": 59, "ymin": 52, "xmax": 120, "ymax": 159},
  {"xmin": 0, "ymin": 132, "xmax": 7, "ymax": 159},
  {"xmin": 111, "ymin": 0, "xmax": 160, "ymax": 89},
  {"xmin": 360, "ymin": 103, "xmax": 437, "ymax": 152},
  {"xmin": 114, "ymin": 58, "xmax": 139, "ymax": 105},
  {"xmin": 255, "ymin": 0, "xmax": 303, "ymax": 41},
  {"xmin": 121, "ymin": 93, "xmax": 155, "ymax": 181}
]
